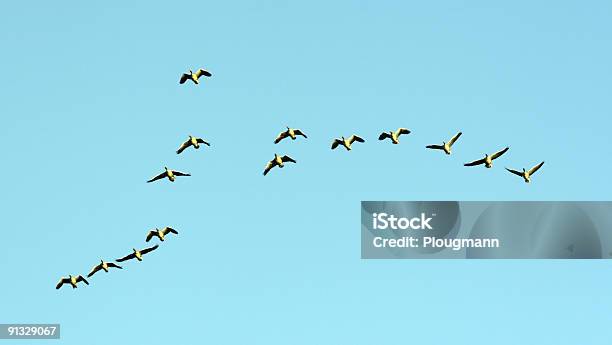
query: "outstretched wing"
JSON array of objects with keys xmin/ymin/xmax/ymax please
[
  {"xmin": 195, "ymin": 69, "xmax": 212, "ymax": 78},
  {"xmin": 176, "ymin": 140, "xmax": 191, "ymax": 154},
  {"xmin": 56, "ymin": 277, "xmax": 70, "ymax": 289},
  {"xmin": 274, "ymin": 131, "xmax": 289, "ymax": 144},
  {"xmin": 106, "ymin": 262, "xmax": 122, "ymax": 269},
  {"xmin": 396, "ymin": 128, "xmax": 411, "ymax": 136},
  {"xmin": 87, "ymin": 264, "xmax": 102, "ymax": 278},
  {"xmin": 378, "ymin": 132, "xmax": 391, "ymax": 141},
  {"xmin": 426, "ymin": 144, "xmax": 444, "ymax": 150},
  {"xmin": 505, "ymin": 168, "xmax": 524, "ymax": 177},
  {"xmin": 294, "ymin": 129, "xmax": 307, "ymax": 138},
  {"xmin": 528, "ymin": 161, "xmax": 545, "ymax": 175},
  {"xmin": 145, "ymin": 230, "xmax": 158, "ymax": 242},
  {"xmin": 76, "ymin": 275, "xmax": 89, "ymax": 285},
  {"xmin": 196, "ymin": 138, "xmax": 210, "ymax": 146},
  {"xmin": 116, "ymin": 253, "xmax": 136, "ymax": 262},
  {"xmin": 179, "ymin": 73, "xmax": 190, "ymax": 84},
  {"xmin": 147, "ymin": 172, "xmax": 167, "ymax": 183},
  {"xmin": 331, "ymin": 139, "xmax": 342, "ymax": 150},
  {"xmin": 140, "ymin": 245, "xmax": 159, "ymax": 255},
  {"xmin": 281, "ymin": 155, "xmax": 296, "ymax": 163},
  {"xmin": 464, "ymin": 158, "xmax": 486, "ymax": 167},
  {"xmin": 162, "ymin": 227, "xmax": 179, "ymax": 235},
  {"xmin": 263, "ymin": 161, "xmax": 275, "ymax": 176},
  {"xmin": 350, "ymin": 135, "xmax": 365, "ymax": 144},
  {"xmin": 448, "ymin": 132, "xmax": 462, "ymax": 146},
  {"xmin": 171, "ymin": 170, "xmax": 191, "ymax": 177},
  {"xmin": 491, "ymin": 147, "xmax": 509, "ymax": 160}
]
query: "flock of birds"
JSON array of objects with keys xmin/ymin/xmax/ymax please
[{"xmin": 56, "ymin": 66, "xmax": 546, "ymax": 290}]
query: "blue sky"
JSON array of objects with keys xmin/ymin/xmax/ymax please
[{"xmin": 1, "ymin": 1, "xmax": 611, "ymax": 344}]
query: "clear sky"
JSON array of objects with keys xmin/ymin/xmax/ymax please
[{"xmin": 1, "ymin": 1, "xmax": 611, "ymax": 344}]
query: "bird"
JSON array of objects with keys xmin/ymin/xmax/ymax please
[
  {"xmin": 464, "ymin": 147, "xmax": 509, "ymax": 168},
  {"xmin": 378, "ymin": 128, "xmax": 411, "ymax": 144},
  {"xmin": 331, "ymin": 135, "xmax": 365, "ymax": 151},
  {"xmin": 146, "ymin": 227, "xmax": 179, "ymax": 242},
  {"xmin": 505, "ymin": 161, "xmax": 545, "ymax": 183},
  {"xmin": 87, "ymin": 260, "xmax": 123, "ymax": 278},
  {"xmin": 177, "ymin": 135, "xmax": 210, "ymax": 154},
  {"xmin": 426, "ymin": 132, "xmax": 462, "ymax": 155},
  {"xmin": 274, "ymin": 127, "xmax": 307, "ymax": 144},
  {"xmin": 116, "ymin": 245, "xmax": 159, "ymax": 262},
  {"xmin": 147, "ymin": 167, "xmax": 191, "ymax": 183},
  {"xmin": 263, "ymin": 154, "xmax": 297, "ymax": 176},
  {"xmin": 56, "ymin": 275, "xmax": 89, "ymax": 289},
  {"xmin": 179, "ymin": 68, "xmax": 212, "ymax": 85}
]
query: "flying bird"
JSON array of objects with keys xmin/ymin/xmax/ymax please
[
  {"xmin": 274, "ymin": 127, "xmax": 307, "ymax": 144},
  {"xmin": 263, "ymin": 154, "xmax": 297, "ymax": 176},
  {"xmin": 179, "ymin": 68, "xmax": 212, "ymax": 85},
  {"xmin": 147, "ymin": 167, "xmax": 191, "ymax": 183},
  {"xmin": 177, "ymin": 135, "xmax": 210, "ymax": 154},
  {"xmin": 146, "ymin": 227, "xmax": 179, "ymax": 242},
  {"xmin": 378, "ymin": 128, "xmax": 411, "ymax": 144},
  {"xmin": 56, "ymin": 275, "xmax": 89, "ymax": 289},
  {"xmin": 505, "ymin": 161, "xmax": 545, "ymax": 183},
  {"xmin": 116, "ymin": 245, "xmax": 159, "ymax": 262},
  {"xmin": 331, "ymin": 135, "xmax": 365, "ymax": 151},
  {"xmin": 464, "ymin": 147, "xmax": 509, "ymax": 168},
  {"xmin": 426, "ymin": 132, "xmax": 462, "ymax": 155},
  {"xmin": 87, "ymin": 260, "xmax": 123, "ymax": 278}
]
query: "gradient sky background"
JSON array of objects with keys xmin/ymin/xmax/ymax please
[{"xmin": 1, "ymin": 1, "xmax": 612, "ymax": 344}]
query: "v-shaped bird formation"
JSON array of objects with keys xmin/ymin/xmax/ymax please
[{"xmin": 57, "ymin": 65, "xmax": 547, "ymax": 290}]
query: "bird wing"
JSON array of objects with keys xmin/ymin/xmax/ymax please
[
  {"xmin": 87, "ymin": 264, "xmax": 102, "ymax": 278},
  {"xmin": 140, "ymin": 245, "xmax": 159, "ymax": 255},
  {"xmin": 163, "ymin": 227, "xmax": 179, "ymax": 235},
  {"xmin": 378, "ymin": 132, "xmax": 391, "ymax": 140},
  {"xmin": 116, "ymin": 253, "xmax": 136, "ymax": 262},
  {"xmin": 145, "ymin": 230, "xmax": 157, "ymax": 242},
  {"xmin": 528, "ymin": 161, "xmax": 545, "ymax": 175},
  {"xmin": 106, "ymin": 262, "xmax": 122, "ymax": 269},
  {"xmin": 56, "ymin": 277, "xmax": 70, "ymax": 289},
  {"xmin": 448, "ymin": 132, "xmax": 462, "ymax": 146},
  {"xmin": 294, "ymin": 129, "xmax": 307, "ymax": 138},
  {"xmin": 147, "ymin": 172, "xmax": 167, "ymax": 183},
  {"xmin": 505, "ymin": 168, "xmax": 524, "ymax": 177},
  {"xmin": 76, "ymin": 275, "xmax": 89, "ymax": 285},
  {"xmin": 464, "ymin": 158, "xmax": 486, "ymax": 167},
  {"xmin": 491, "ymin": 147, "xmax": 509, "ymax": 160},
  {"xmin": 426, "ymin": 144, "xmax": 444, "ymax": 150},
  {"xmin": 350, "ymin": 135, "xmax": 365, "ymax": 143},
  {"xmin": 171, "ymin": 170, "xmax": 191, "ymax": 177},
  {"xmin": 179, "ymin": 73, "xmax": 190, "ymax": 84},
  {"xmin": 281, "ymin": 155, "xmax": 296, "ymax": 163},
  {"xmin": 331, "ymin": 139, "xmax": 342, "ymax": 150},
  {"xmin": 274, "ymin": 131, "xmax": 289, "ymax": 144},
  {"xmin": 195, "ymin": 69, "xmax": 212, "ymax": 78},
  {"xmin": 196, "ymin": 138, "xmax": 210, "ymax": 146},
  {"xmin": 396, "ymin": 128, "xmax": 411, "ymax": 136},
  {"xmin": 263, "ymin": 161, "xmax": 275, "ymax": 175},
  {"xmin": 176, "ymin": 140, "xmax": 191, "ymax": 154}
]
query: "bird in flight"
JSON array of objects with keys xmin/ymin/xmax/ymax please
[
  {"xmin": 505, "ymin": 161, "xmax": 545, "ymax": 183},
  {"xmin": 331, "ymin": 135, "xmax": 365, "ymax": 151},
  {"xmin": 56, "ymin": 275, "xmax": 89, "ymax": 289},
  {"xmin": 263, "ymin": 154, "xmax": 297, "ymax": 176},
  {"xmin": 426, "ymin": 132, "xmax": 462, "ymax": 155},
  {"xmin": 274, "ymin": 127, "xmax": 307, "ymax": 144},
  {"xmin": 177, "ymin": 135, "xmax": 210, "ymax": 154},
  {"xmin": 464, "ymin": 147, "xmax": 509, "ymax": 168},
  {"xmin": 147, "ymin": 167, "xmax": 191, "ymax": 183},
  {"xmin": 378, "ymin": 128, "xmax": 411, "ymax": 144},
  {"xmin": 146, "ymin": 227, "xmax": 179, "ymax": 242},
  {"xmin": 87, "ymin": 260, "xmax": 123, "ymax": 278},
  {"xmin": 116, "ymin": 245, "xmax": 159, "ymax": 262},
  {"xmin": 179, "ymin": 68, "xmax": 212, "ymax": 85}
]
